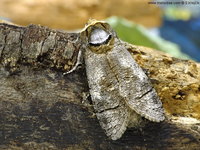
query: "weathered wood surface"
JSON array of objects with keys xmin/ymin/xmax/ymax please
[{"xmin": 0, "ymin": 23, "xmax": 200, "ymax": 150}]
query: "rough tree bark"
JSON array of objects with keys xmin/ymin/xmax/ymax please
[{"xmin": 0, "ymin": 23, "xmax": 200, "ymax": 150}]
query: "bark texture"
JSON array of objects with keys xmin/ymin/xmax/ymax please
[{"xmin": 0, "ymin": 23, "xmax": 200, "ymax": 150}]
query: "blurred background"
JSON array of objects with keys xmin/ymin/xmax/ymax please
[{"xmin": 1, "ymin": 0, "xmax": 200, "ymax": 61}]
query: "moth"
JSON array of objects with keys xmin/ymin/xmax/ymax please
[{"xmin": 80, "ymin": 20, "xmax": 165, "ymax": 140}]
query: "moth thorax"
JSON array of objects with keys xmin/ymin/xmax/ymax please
[{"xmin": 88, "ymin": 27, "xmax": 114, "ymax": 54}]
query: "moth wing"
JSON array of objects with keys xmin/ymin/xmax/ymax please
[
  {"xmin": 107, "ymin": 44, "xmax": 165, "ymax": 122},
  {"xmin": 96, "ymin": 104, "xmax": 130, "ymax": 140},
  {"xmin": 84, "ymin": 49, "xmax": 130, "ymax": 140}
]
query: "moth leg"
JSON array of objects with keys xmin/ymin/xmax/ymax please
[{"xmin": 63, "ymin": 49, "xmax": 83, "ymax": 75}]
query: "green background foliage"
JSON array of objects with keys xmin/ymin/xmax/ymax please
[{"xmin": 107, "ymin": 17, "xmax": 191, "ymax": 60}]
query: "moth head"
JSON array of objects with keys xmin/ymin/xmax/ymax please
[{"xmin": 81, "ymin": 19, "xmax": 116, "ymax": 54}]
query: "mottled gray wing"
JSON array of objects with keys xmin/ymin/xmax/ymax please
[
  {"xmin": 106, "ymin": 42, "xmax": 165, "ymax": 122},
  {"xmin": 84, "ymin": 49, "xmax": 130, "ymax": 140}
]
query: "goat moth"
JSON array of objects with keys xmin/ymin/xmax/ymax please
[{"xmin": 80, "ymin": 20, "xmax": 165, "ymax": 140}]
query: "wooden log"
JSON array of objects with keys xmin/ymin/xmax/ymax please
[{"xmin": 0, "ymin": 23, "xmax": 200, "ymax": 150}]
